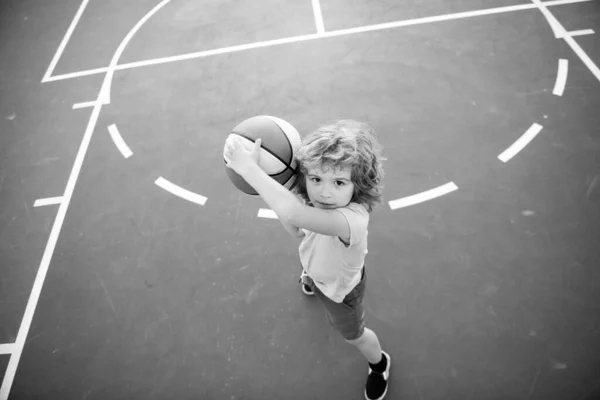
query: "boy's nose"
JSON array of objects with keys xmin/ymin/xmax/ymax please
[{"xmin": 321, "ymin": 186, "xmax": 333, "ymax": 198}]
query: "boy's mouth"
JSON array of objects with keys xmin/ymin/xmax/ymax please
[{"xmin": 316, "ymin": 201, "xmax": 335, "ymax": 207}]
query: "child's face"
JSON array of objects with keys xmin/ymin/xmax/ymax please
[{"xmin": 305, "ymin": 164, "xmax": 354, "ymax": 209}]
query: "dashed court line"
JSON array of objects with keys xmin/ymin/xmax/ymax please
[
  {"xmin": 155, "ymin": 177, "xmax": 207, "ymax": 205},
  {"xmin": 498, "ymin": 123, "xmax": 544, "ymax": 163},
  {"xmin": 389, "ymin": 182, "xmax": 459, "ymax": 210},
  {"xmin": 7, "ymin": 0, "xmax": 595, "ymax": 398},
  {"xmin": 553, "ymin": 59, "xmax": 569, "ymax": 96},
  {"xmin": 108, "ymin": 124, "xmax": 133, "ymax": 159},
  {"xmin": 258, "ymin": 183, "xmax": 461, "ymax": 216}
]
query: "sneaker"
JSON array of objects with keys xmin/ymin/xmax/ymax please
[
  {"xmin": 299, "ymin": 270, "xmax": 314, "ymax": 296},
  {"xmin": 365, "ymin": 351, "xmax": 391, "ymax": 400}
]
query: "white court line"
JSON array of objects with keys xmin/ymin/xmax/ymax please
[
  {"xmin": 42, "ymin": 0, "xmax": 90, "ymax": 82},
  {"xmin": 553, "ymin": 59, "xmax": 568, "ymax": 96},
  {"xmin": 569, "ymin": 29, "xmax": 594, "ymax": 36},
  {"xmin": 258, "ymin": 208, "xmax": 278, "ymax": 219},
  {"xmin": 33, "ymin": 197, "xmax": 64, "ymax": 208},
  {"xmin": 0, "ymin": 344, "xmax": 15, "ymax": 355},
  {"xmin": 42, "ymin": 0, "xmax": 594, "ymax": 83},
  {"xmin": 99, "ymin": 0, "xmax": 173, "ymax": 104},
  {"xmin": 532, "ymin": 1, "xmax": 600, "ymax": 83},
  {"xmin": 0, "ymin": 86, "xmax": 106, "ymax": 400},
  {"xmin": 72, "ymin": 101, "xmax": 98, "ymax": 110},
  {"xmin": 498, "ymin": 123, "xmax": 544, "ymax": 163},
  {"xmin": 155, "ymin": 177, "xmax": 207, "ymax": 206},
  {"xmin": 530, "ymin": 0, "xmax": 568, "ymax": 38},
  {"xmin": 0, "ymin": 2, "xmax": 173, "ymax": 399},
  {"xmin": 389, "ymin": 182, "xmax": 459, "ymax": 210},
  {"xmin": 311, "ymin": 0, "xmax": 325, "ymax": 34},
  {"xmin": 563, "ymin": 33, "xmax": 600, "ymax": 83},
  {"xmin": 108, "ymin": 124, "xmax": 133, "ymax": 159}
]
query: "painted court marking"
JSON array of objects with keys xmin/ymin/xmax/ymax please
[
  {"xmin": 553, "ymin": 59, "xmax": 569, "ymax": 96},
  {"xmin": 531, "ymin": 0, "xmax": 568, "ymax": 38},
  {"xmin": 4, "ymin": 0, "xmax": 595, "ymax": 398},
  {"xmin": 311, "ymin": 0, "xmax": 325, "ymax": 34},
  {"xmin": 33, "ymin": 197, "xmax": 63, "ymax": 208},
  {"xmin": 0, "ymin": 88, "xmax": 107, "ymax": 400},
  {"xmin": 258, "ymin": 208, "xmax": 278, "ymax": 219},
  {"xmin": 0, "ymin": 344, "xmax": 15, "ymax": 355},
  {"xmin": 42, "ymin": 0, "xmax": 90, "ymax": 83},
  {"xmin": 389, "ymin": 182, "xmax": 459, "ymax": 210},
  {"xmin": 155, "ymin": 177, "xmax": 207, "ymax": 206},
  {"xmin": 72, "ymin": 101, "xmax": 98, "ymax": 110},
  {"xmin": 42, "ymin": 0, "xmax": 596, "ymax": 83},
  {"xmin": 569, "ymin": 29, "xmax": 594, "ymax": 37},
  {"xmin": 108, "ymin": 124, "xmax": 133, "ymax": 159},
  {"xmin": 498, "ymin": 123, "xmax": 544, "ymax": 163},
  {"xmin": 0, "ymin": 1, "xmax": 173, "ymax": 399},
  {"xmin": 562, "ymin": 31, "xmax": 600, "ymax": 83},
  {"xmin": 534, "ymin": 1, "xmax": 600, "ymax": 83}
]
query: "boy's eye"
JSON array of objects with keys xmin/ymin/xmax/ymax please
[
  {"xmin": 310, "ymin": 177, "xmax": 321, "ymax": 183},
  {"xmin": 335, "ymin": 181, "xmax": 345, "ymax": 186}
]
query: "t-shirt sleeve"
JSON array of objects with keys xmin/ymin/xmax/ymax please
[{"xmin": 335, "ymin": 203, "xmax": 369, "ymax": 247}]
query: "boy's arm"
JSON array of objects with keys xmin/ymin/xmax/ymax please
[
  {"xmin": 240, "ymin": 164, "xmax": 349, "ymax": 242},
  {"xmin": 225, "ymin": 137, "xmax": 349, "ymax": 241}
]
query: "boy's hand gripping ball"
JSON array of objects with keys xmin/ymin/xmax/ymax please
[{"xmin": 224, "ymin": 115, "xmax": 301, "ymax": 195}]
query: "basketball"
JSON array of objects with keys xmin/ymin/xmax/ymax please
[{"xmin": 224, "ymin": 115, "xmax": 302, "ymax": 195}]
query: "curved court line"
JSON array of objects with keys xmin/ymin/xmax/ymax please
[
  {"xmin": 42, "ymin": 0, "xmax": 593, "ymax": 83},
  {"xmin": 498, "ymin": 123, "xmax": 543, "ymax": 163},
  {"xmin": 553, "ymin": 59, "xmax": 568, "ymax": 96},
  {"xmin": 530, "ymin": 0, "xmax": 567, "ymax": 38},
  {"xmin": 0, "ymin": 3, "xmax": 173, "ymax": 399},
  {"xmin": 99, "ymin": 0, "xmax": 173, "ymax": 104},
  {"xmin": 108, "ymin": 124, "xmax": 133, "ymax": 159},
  {"xmin": 389, "ymin": 182, "xmax": 459, "ymax": 210},
  {"xmin": 155, "ymin": 177, "xmax": 207, "ymax": 206}
]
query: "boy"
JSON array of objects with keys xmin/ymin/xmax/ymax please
[{"xmin": 224, "ymin": 120, "xmax": 390, "ymax": 400}]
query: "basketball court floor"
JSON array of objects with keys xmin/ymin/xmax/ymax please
[{"xmin": 1, "ymin": 0, "xmax": 600, "ymax": 399}]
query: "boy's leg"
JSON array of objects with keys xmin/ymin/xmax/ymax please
[
  {"xmin": 345, "ymin": 327, "xmax": 382, "ymax": 364},
  {"xmin": 347, "ymin": 328, "xmax": 391, "ymax": 400},
  {"xmin": 306, "ymin": 268, "xmax": 390, "ymax": 399}
]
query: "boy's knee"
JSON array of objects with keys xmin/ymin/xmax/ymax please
[{"xmin": 345, "ymin": 329, "xmax": 366, "ymax": 345}]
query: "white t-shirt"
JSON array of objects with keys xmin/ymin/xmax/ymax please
[{"xmin": 298, "ymin": 202, "xmax": 369, "ymax": 303}]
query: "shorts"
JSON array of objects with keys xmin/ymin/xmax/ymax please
[{"xmin": 305, "ymin": 267, "xmax": 366, "ymax": 341}]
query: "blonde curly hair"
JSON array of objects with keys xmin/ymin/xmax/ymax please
[{"xmin": 292, "ymin": 120, "xmax": 386, "ymax": 212}]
